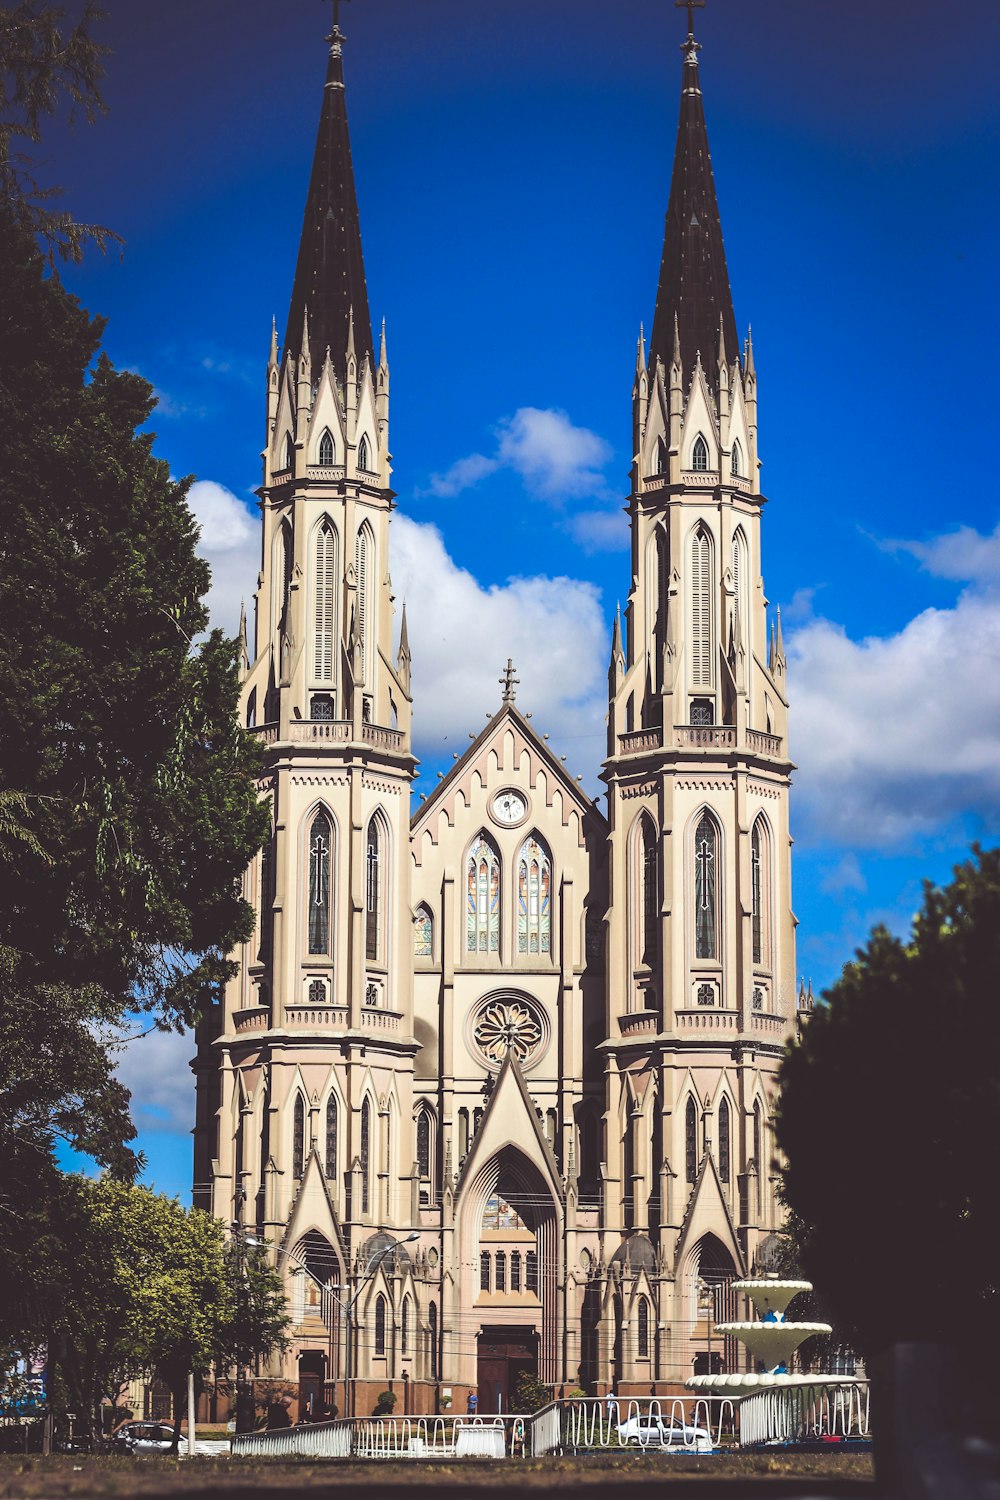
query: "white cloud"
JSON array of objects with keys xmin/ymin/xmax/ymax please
[
  {"xmin": 889, "ymin": 519, "xmax": 1000, "ymax": 587},
  {"xmin": 188, "ymin": 479, "xmax": 260, "ymax": 635},
  {"xmin": 392, "ymin": 515, "xmax": 608, "ymax": 786},
  {"xmin": 569, "ymin": 505, "xmax": 629, "ymax": 553},
  {"xmin": 423, "ymin": 406, "xmax": 613, "ymax": 503},
  {"xmin": 789, "ymin": 586, "xmax": 1000, "ymax": 847},
  {"xmin": 115, "ymin": 1026, "xmax": 194, "ymax": 1136}
]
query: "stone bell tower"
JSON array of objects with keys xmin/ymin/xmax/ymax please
[{"xmin": 598, "ymin": 7, "xmax": 797, "ymax": 1382}]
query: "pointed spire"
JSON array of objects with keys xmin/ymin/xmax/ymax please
[
  {"xmin": 769, "ymin": 617, "xmax": 777, "ymax": 674},
  {"xmin": 672, "ymin": 311, "xmax": 682, "ymax": 373},
  {"xmin": 238, "ymin": 600, "xmax": 249, "ymax": 674},
  {"xmin": 636, "ymin": 322, "xmax": 647, "ymax": 378},
  {"xmin": 611, "ymin": 602, "xmax": 623, "ymax": 662},
  {"xmin": 378, "ymin": 316, "xmax": 388, "ymax": 370},
  {"xmin": 398, "ymin": 599, "xmax": 410, "ymax": 660},
  {"xmin": 775, "ymin": 604, "xmax": 785, "ymax": 662},
  {"xmin": 268, "ymin": 316, "xmax": 278, "ymax": 370},
  {"xmin": 396, "ymin": 600, "xmax": 411, "ymax": 693},
  {"xmin": 649, "ymin": 12, "xmax": 739, "ymax": 397},
  {"xmin": 745, "ymin": 324, "xmax": 756, "ymax": 380},
  {"xmin": 284, "ymin": 18, "xmax": 374, "ymax": 378}
]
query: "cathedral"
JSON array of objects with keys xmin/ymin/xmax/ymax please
[{"xmin": 193, "ymin": 9, "xmax": 804, "ymax": 1417}]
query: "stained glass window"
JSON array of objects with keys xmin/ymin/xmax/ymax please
[
  {"xmin": 318, "ymin": 428, "xmax": 334, "ymax": 465},
  {"xmin": 495, "ymin": 1250, "xmax": 507, "ymax": 1293},
  {"xmin": 361, "ymin": 1098, "xmax": 371, "ymax": 1216},
  {"xmin": 401, "ymin": 1296, "xmax": 410, "ymax": 1355},
  {"xmin": 325, "ymin": 1094, "xmax": 337, "ymax": 1182},
  {"xmin": 517, "ymin": 836, "xmax": 551, "ymax": 955},
  {"xmin": 413, "ymin": 906, "xmax": 432, "ymax": 958},
  {"xmin": 417, "ymin": 1110, "xmax": 430, "ymax": 1178},
  {"xmin": 694, "ymin": 813, "xmax": 718, "ymax": 960},
  {"xmin": 308, "ymin": 811, "xmax": 332, "ymax": 955},
  {"xmin": 293, "ymin": 1095, "xmax": 305, "ymax": 1179},
  {"xmin": 429, "ymin": 1302, "xmax": 438, "ymax": 1378},
  {"xmin": 685, "ymin": 1096, "xmax": 697, "ymax": 1183},
  {"xmin": 638, "ymin": 1297, "xmax": 650, "ymax": 1358},
  {"xmin": 366, "ymin": 818, "xmax": 381, "ymax": 962},
  {"xmin": 467, "ymin": 835, "xmax": 500, "ymax": 954},
  {"xmin": 718, "ymin": 1095, "xmax": 731, "ymax": 1183},
  {"xmin": 374, "ymin": 1294, "xmax": 386, "ymax": 1355}
]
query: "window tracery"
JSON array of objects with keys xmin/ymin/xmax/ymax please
[
  {"xmin": 517, "ymin": 834, "xmax": 551, "ymax": 955},
  {"xmin": 694, "ymin": 812, "xmax": 719, "ymax": 961},
  {"xmin": 467, "ymin": 834, "xmax": 500, "ymax": 954},
  {"xmin": 308, "ymin": 810, "xmax": 333, "ymax": 955}
]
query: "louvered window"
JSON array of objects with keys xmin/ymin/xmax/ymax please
[
  {"xmin": 641, "ymin": 818, "xmax": 658, "ymax": 965},
  {"xmin": 718, "ymin": 1095, "xmax": 731, "ymax": 1182},
  {"xmin": 355, "ymin": 524, "xmax": 372, "ymax": 686},
  {"xmin": 318, "ymin": 428, "xmax": 334, "ymax": 465},
  {"xmin": 366, "ymin": 818, "xmax": 382, "ymax": 962},
  {"xmin": 752, "ymin": 816, "xmax": 770, "ymax": 967},
  {"xmin": 358, "ymin": 434, "xmax": 370, "ymax": 472},
  {"xmin": 313, "ymin": 520, "xmax": 336, "ymax": 682},
  {"xmin": 690, "ymin": 527, "xmax": 713, "ymax": 688},
  {"xmin": 692, "ymin": 434, "xmax": 709, "ymax": 471},
  {"xmin": 325, "ymin": 1094, "xmax": 338, "ymax": 1182}
]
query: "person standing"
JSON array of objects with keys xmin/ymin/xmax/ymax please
[{"xmin": 467, "ymin": 1389, "xmax": 478, "ymax": 1416}]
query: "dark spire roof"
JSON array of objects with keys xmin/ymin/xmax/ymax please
[
  {"xmin": 649, "ymin": 25, "xmax": 739, "ymax": 392},
  {"xmin": 283, "ymin": 24, "xmax": 374, "ymax": 376}
]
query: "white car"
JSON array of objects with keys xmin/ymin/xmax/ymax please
[{"xmin": 616, "ymin": 1413, "xmax": 713, "ymax": 1452}]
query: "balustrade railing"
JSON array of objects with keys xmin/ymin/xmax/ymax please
[
  {"xmin": 738, "ymin": 1381, "xmax": 870, "ymax": 1447},
  {"xmin": 676, "ymin": 1007, "xmax": 739, "ymax": 1030}
]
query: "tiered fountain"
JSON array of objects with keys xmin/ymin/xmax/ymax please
[{"xmin": 686, "ymin": 1275, "xmax": 859, "ymax": 1396}]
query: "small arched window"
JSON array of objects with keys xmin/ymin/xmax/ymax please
[
  {"xmin": 416, "ymin": 1109, "xmax": 431, "ymax": 1178},
  {"xmin": 751, "ymin": 816, "xmax": 770, "ymax": 967},
  {"xmin": 293, "ymin": 1095, "xmax": 305, "ymax": 1179},
  {"xmin": 354, "ymin": 522, "xmax": 373, "ymax": 687},
  {"xmin": 358, "ymin": 434, "xmax": 370, "ymax": 472},
  {"xmin": 467, "ymin": 833, "xmax": 501, "ymax": 954},
  {"xmin": 692, "ymin": 434, "xmax": 709, "ymax": 472},
  {"xmin": 365, "ymin": 817, "xmax": 383, "ymax": 962},
  {"xmin": 495, "ymin": 1250, "xmax": 507, "ymax": 1293},
  {"xmin": 318, "ymin": 428, "xmax": 334, "ymax": 466},
  {"xmin": 283, "ymin": 433, "xmax": 294, "ymax": 472},
  {"xmin": 517, "ymin": 834, "xmax": 551, "ymax": 955},
  {"xmin": 480, "ymin": 1251, "xmax": 491, "ymax": 1292},
  {"xmin": 258, "ymin": 832, "xmax": 273, "ymax": 962},
  {"xmin": 360, "ymin": 1098, "xmax": 371, "ymax": 1216},
  {"xmin": 655, "ymin": 435, "xmax": 667, "ymax": 475},
  {"xmin": 637, "ymin": 1296, "xmax": 650, "ymax": 1358},
  {"xmin": 308, "ymin": 810, "xmax": 333, "ymax": 955},
  {"xmin": 685, "ymin": 1096, "xmax": 698, "ymax": 1183},
  {"xmin": 641, "ymin": 817, "xmax": 658, "ymax": 966},
  {"xmin": 511, "ymin": 1251, "xmax": 522, "ymax": 1291},
  {"xmin": 313, "ymin": 518, "xmax": 337, "ymax": 682},
  {"xmin": 401, "ymin": 1295, "xmax": 410, "ymax": 1356},
  {"xmin": 718, "ymin": 1095, "xmax": 731, "ymax": 1183},
  {"xmin": 325, "ymin": 1094, "xmax": 338, "ymax": 1182},
  {"xmin": 694, "ymin": 812, "xmax": 719, "ymax": 961},
  {"xmin": 413, "ymin": 905, "xmax": 432, "ymax": 958},
  {"xmin": 428, "ymin": 1301, "xmax": 438, "ymax": 1378},
  {"xmin": 374, "ymin": 1294, "xmax": 386, "ymax": 1355},
  {"xmin": 730, "ymin": 440, "xmax": 742, "ymax": 477},
  {"xmin": 526, "ymin": 1250, "xmax": 538, "ymax": 1294}
]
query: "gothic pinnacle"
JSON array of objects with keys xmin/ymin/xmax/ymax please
[{"xmin": 499, "ymin": 659, "xmax": 519, "ymax": 705}]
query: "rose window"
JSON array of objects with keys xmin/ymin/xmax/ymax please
[{"xmin": 472, "ymin": 997, "xmax": 545, "ymax": 1067}]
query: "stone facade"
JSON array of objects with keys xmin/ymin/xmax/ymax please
[{"xmin": 193, "ymin": 16, "xmax": 801, "ymax": 1417}]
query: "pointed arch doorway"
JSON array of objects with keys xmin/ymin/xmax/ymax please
[{"xmin": 477, "ymin": 1326, "xmax": 538, "ymax": 1414}]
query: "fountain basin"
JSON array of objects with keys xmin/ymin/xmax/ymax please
[
  {"xmin": 687, "ymin": 1372, "xmax": 861, "ymax": 1395},
  {"xmin": 715, "ymin": 1320, "xmax": 832, "ymax": 1368},
  {"xmin": 730, "ymin": 1278, "xmax": 813, "ymax": 1321}
]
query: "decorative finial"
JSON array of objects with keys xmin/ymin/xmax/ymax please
[
  {"xmin": 325, "ymin": 0, "xmax": 350, "ymax": 56},
  {"xmin": 675, "ymin": 0, "xmax": 705, "ymax": 38},
  {"xmin": 499, "ymin": 658, "xmax": 519, "ymax": 704}
]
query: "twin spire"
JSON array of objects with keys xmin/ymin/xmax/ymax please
[{"xmin": 283, "ymin": 19, "xmax": 374, "ymax": 378}]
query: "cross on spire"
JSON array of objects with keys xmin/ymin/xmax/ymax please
[
  {"xmin": 499, "ymin": 659, "xmax": 519, "ymax": 704},
  {"xmin": 675, "ymin": 0, "xmax": 705, "ymax": 36},
  {"xmin": 327, "ymin": 0, "xmax": 351, "ymax": 28}
]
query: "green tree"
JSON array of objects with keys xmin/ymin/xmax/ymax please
[
  {"xmin": 776, "ymin": 847, "xmax": 1000, "ymax": 1361},
  {"xmin": 218, "ymin": 1235, "xmax": 290, "ymax": 1387},
  {"xmin": 0, "ymin": 1, "xmax": 119, "ymax": 260}
]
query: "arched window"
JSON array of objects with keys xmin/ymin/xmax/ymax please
[
  {"xmin": 694, "ymin": 812, "xmax": 719, "ymax": 961},
  {"xmin": 637, "ymin": 1297, "xmax": 650, "ymax": 1358},
  {"xmin": 293, "ymin": 1095, "xmax": 305, "ymax": 1179},
  {"xmin": 365, "ymin": 817, "xmax": 383, "ymax": 962},
  {"xmin": 428, "ymin": 1302, "xmax": 438, "ymax": 1378},
  {"xmin": 374, "ymin": 1294, "xmax": 386, "ymax": 1355},
  {"xmin": 313, "ymin": 519, "xmax": 337, "ymax": 682},
  {"xmin": 690, "ymin": 526, "xmax": 713, "ymax": 688},
  {"xmin": 526, "ymin": 1250, "xmax": 538, "ymax": 1294},
  {"xmin": 751, "ymin": 816, "xmax": 770, "ymax": 967},
  {"xmin": 354, "ymin": 523, "xmax": 373, "ymax": 687},
  {"xmin": 360, "ymin": 1098, "xmax": 371, "ymax": 1216},
  {"xmin": 495, "ymin": 1250, "xmax": 507, "ymax": 1293},
  {"xmin": 413, "ymin": 905, "xmax": 432, "ymax": 958},
  {"xmin": 685, "ymin": 1096, "xmax": 698, "ymax": 1183},
  {"xmin": 517, "ymin": 834, "xmax": 551, "ymax": 955},
  {"xmin": 467, "ymin": 834, "xmax": 500, "ymax": 954},
  {"xmin": 258, "ymin": 833, "xmax": 273, "ymax": 962},
  {"xmin": 325, "ymin": 1094, "xmax": 338, "ymax": 1182},
  {"xmin": 273, "ymin": 520, "xmax": 293, "ymax": 645},
  {"xmin": 718, "ymin": 1095, "xmax": 731, "ymax": 1183},
  {"xmin": 511, "ymin": 1251, "xmax": 522, "ymax": 1292},
  {"xmin": 731, "ymin": 527, "xmax": 746, "ymax": 639},
  {"xmin": 641, "ymin": 817, "xmax": 658, "ymax": 965},
  {"xmin": 691, "ymin": 434, "xmax": 709, "ymax": 471},
  {"xmin": 308, "ymin": 810, "xmax": 333, "ymax": 954},
  {"xmin": 358, "ymin": 433, "xmax": 370, "ymax": 472},
  {"xmin": 318, "ymin": 428, "xmax": 334, "ymax": 466},
  {"xmin": 730, "ymin": 440, "xmax": 742, "ymax": 477},
  {"xmin": 655, "ymin": 435, "xmax": 667, "ymax": 475},
  {"xmin": 416, "ymin": 1109, "xmax": 431, "ymax": 1178},
  {"xmin": 480, "ymin": 1251, "xmax": 491, "ymax": 1292},
  {"xmin": 458, "ymin": 1108, "xmax": 469, "ymax": 1158},
  {"xmin": 283, "ymin": 432, "xmax": 294, "ymax": 471},
  {"xmin": 401, "ymin": 1295, "xmax": 410, "ymax": 1356}
]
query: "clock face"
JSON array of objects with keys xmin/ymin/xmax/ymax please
[{"xmin": 491, "ymin": 789, "xmax": 527, "ymax": 826}]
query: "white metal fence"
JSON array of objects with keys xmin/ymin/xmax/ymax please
[
  {"xmin": 231, "ymin": 1414, "xmax": 508, "ymax": 1460},
  {"xmin": 562, "ymin": 1395, "xmax": 735, "ymax": 1452},
  {"xmin": 738, "ymin": 1382, "xmax": 870, "ymax": 1447}
]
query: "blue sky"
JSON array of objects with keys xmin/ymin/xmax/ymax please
[{"xmin": 46, "ymin": 0, "xmax": 999, "ymax": 1199}]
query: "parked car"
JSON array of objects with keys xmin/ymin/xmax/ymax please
[
  {"xmin": 616, "ymin": 1413, "xmax": 714, "ymax": 1452},
  {"xmin": 112, "ymin": 1422, "xmax": 177, "ymax": 1455}
]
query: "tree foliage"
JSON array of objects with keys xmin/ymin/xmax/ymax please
[
  {"xmin": 0, "ymin": 1, "xmax": 119, "ymax": 259},
  {"xmin": 776, "ymin": 846, "xmax": 1000, "ymax": 1356}
]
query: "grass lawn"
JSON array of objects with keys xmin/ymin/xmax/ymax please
[{"xmin": 0, "ymin": 1451, "xmax": 880, "ymax": 1498}]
